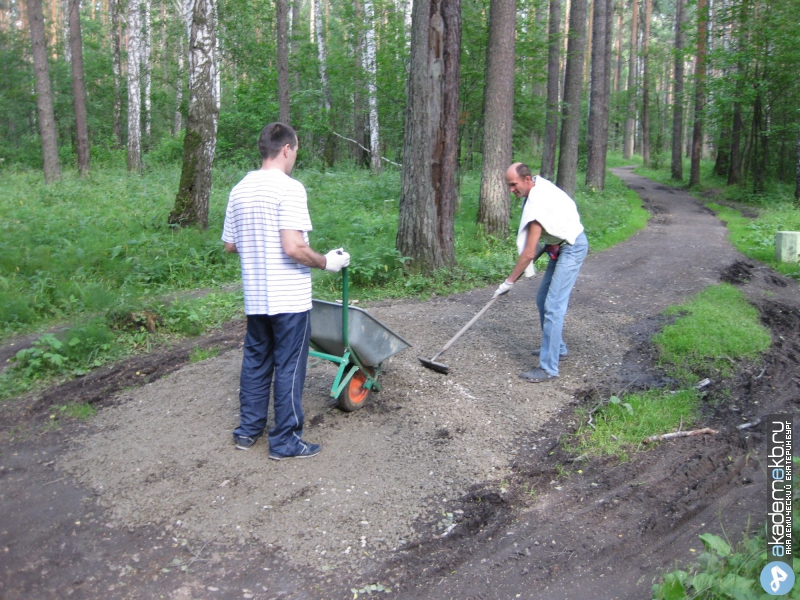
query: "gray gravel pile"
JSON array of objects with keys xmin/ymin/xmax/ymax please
[{"xmin": 59, "ymin": 279, "xmax": 633, "ymax": 573}]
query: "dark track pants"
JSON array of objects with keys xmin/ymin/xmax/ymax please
[{"xmin": 233, "ymin": 311, "xmax": 311, "ymax": 456}]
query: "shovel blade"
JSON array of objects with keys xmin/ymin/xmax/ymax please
[{"xmin": 418, "ymin": 356, "xmax": 449, "ymax": 374}]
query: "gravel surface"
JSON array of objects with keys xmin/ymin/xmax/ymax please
[{"xmin": 58, "ymin": 165, "xmax": 742, "ymax": 580}]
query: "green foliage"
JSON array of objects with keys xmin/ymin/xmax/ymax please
[
  {"xmin": 654, "ymin": 284, "xmax": 771, "ymax": 383},
  {"xmin": 56, "ymin": 402, "xmax": 97, "ymax": 420},
  {"xmin": 568, "ymin": 389, "xmax": 701, "ymax": 460},
  {"xmin": 705, "ymin": 203, "xmax": 800, "ymax": 281}
]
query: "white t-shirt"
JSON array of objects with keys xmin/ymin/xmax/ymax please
[
  {"xmin": 516, "ymin": 176, "xmax": 585, "ymax": 276},
  {"xmin": 222, "ymin": 169, "xmax": 313, "ymax": 315}
]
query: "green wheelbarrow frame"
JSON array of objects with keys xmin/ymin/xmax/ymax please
[{"xmin": 308, "ymin": 267, "xmax": 411, "ymax": 410}]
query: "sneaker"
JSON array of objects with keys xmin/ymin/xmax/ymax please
[
  {"xmin": 531, "ymin": 347, "xmax": 568, "ymax": 359},
  {"xmin": 269, "ymin": 442, "xmax": 321, "ymax": 461},
  {"xmin": 519, "ymin": 367, "xmax": 558, "ymax": 383},
  {"xmin": 233, "ymin": 433, "xmax": 262, "ymax": 450}
]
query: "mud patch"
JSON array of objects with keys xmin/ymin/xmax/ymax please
[{"xmin": 721, "ymin": 260, "xmax": 755, "ymax": 284}]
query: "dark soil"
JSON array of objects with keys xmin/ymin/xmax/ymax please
[{"xmin": 1, "ymin": 167, "xmax": 798, "ymax": 600}]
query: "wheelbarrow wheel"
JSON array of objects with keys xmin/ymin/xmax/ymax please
[{"xmin": 338, "ymin": 366, "xmax": 375, "ymax": 412}]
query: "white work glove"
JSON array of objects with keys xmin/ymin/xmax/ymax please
[
  {"xmin": 324, "ymin": 248, "xmax": 351, "ymax": 272},
  {"xmin": 493, "ymin": 279, "xmax": 514, "ymax": 298}
]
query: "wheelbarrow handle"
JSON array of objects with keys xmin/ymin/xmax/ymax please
[{"xmin": 341, "ymin": 267, "xmax": 349, "ymax": 348}]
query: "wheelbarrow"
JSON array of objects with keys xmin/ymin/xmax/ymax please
[{"xmin": 309, "ymin": 267, "xmax": 411, "ymax": 411}]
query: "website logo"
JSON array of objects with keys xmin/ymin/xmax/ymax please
[{"xmin": 760, "ymin": 415, "xmax": 794, "ymax": 595}]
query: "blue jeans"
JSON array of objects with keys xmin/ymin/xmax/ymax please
[
  {"xmin": 536, "ymin": 232, "xmax": 588, "ymax": 376},
  {"xmin": 234, "ymin": 311, "xmax": 312, "ymax": 457}
]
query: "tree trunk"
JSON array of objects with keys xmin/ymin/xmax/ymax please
[
  {"xmin": 613, "ymin": 0, "xmax": 622, "ymax": 93},
  {"xmin": 314, "ymin": 0, "xmax": 331, "ymax": 111},
  {"xmin": 688, "ymin": 0, "xmax": 707, "ymax": 187},
  {"xmin": 540, "ymin": 0, "xmax": 560, "ymax": 180},
  {"xmin": 363, "ymin": 0, "xmax": 381, "ymax": 173},
  {"xmin": 477, "ymin": 0, "xmax": 516, "ymax": 237},
  {"xmin": 670, "ymin": 0, "xmax": 684, "ymax": 180},
  {"xmin": 127, "ymin": 0, "xmax": 142, "ymax": 172},
  {"xmin": 143, "ymin": 0, "xmax": 151, "ymax": 139},
  {"xmin": 713, "ymin": 121, "xmax": 731, "ymax": 178},
  {"xmin": 110, "ymin": 0, "xmax": 122, "ymax": 146},
  {"xmin": 291, "ymin": 0, "xmax": 300, "ymax": 92},
  {"xmin": 622, "ymin": 0, "xmax": 637, "ymax": 159},
  {"xmin": 353, "ymin": 0, "xmax": 366, "ymax": 166},
  {"xmin": 28, "ymin": 0, "xmax": 61, "ymax": 183},
  {"xmin": 556, "ymin": 0, "xmax": 587, "ymax": 197},
  {"xmin": 277, "ymin": 0, "xmax": 290, "ymax": 123},
  {"xmin": 396, "ymin": 0, "xmax": 461, "ymax": 273},
  {"xmin": 640, "ymin": 0, "xmax": 652, "ymax": 165},
  {"xmin": 585, "ymin": 0, "xmax": 608, "ymax": 190},
  {"xmin": 794, "ymin": 124, "xmax": 800, "ymax": 205},
  {"xmin": 68, "ymin": 0, "xmax": 89, "ymax": 175},
  {"xmin": 314, "ymin": 0, "xmax": 334, "ymax": 165},
  {"xmin": 174, "ymin": 44, "xmax": 184, "ymax": 135},
  {"xmin": 169, "ymin": 0, "xmax": 218, "ymax": 228}
]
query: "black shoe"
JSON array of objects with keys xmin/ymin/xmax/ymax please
[
  {"xmin": 531, "ymin": 347, "xmax": 568, "ymax": 358},
  {"xmin": 233, "ymin": 433, "xmax": 262, "ymax": 450},
  {"xmin": 269, "ymin": 442, "xmax": 321, "ymax": 460},
  {"xmin": 519, "ymin": 368, "xmax": 559, "ymax": 383}
]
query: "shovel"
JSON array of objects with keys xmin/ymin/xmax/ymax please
[{"xmin": 419, "ymin": 246, "xmax": 546, "ymax": 374}]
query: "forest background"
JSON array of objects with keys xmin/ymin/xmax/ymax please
[{"xmin": 1, "ymin": 0, "xmax": 800, "ymax": 382}]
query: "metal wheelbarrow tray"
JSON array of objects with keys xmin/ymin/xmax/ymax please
[{"xmin": 309, "ymin": 268, "xmax": 411, "ymax": 411}]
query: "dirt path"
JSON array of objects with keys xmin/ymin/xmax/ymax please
[{"xmin": 1, "ymin": 167, "xmax": 797, "ymax": 599}]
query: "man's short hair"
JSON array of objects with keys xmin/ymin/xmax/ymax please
[
  {"xmin": 515, "ymin": 163, "xmax": 533, "ymax": 179},
  {"xmin": 258, "ymin": 122, "xmax": 297, "ymax": 159}
]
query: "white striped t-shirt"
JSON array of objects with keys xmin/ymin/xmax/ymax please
[{"xmin": 222, "ymin": 169, "xmax": 313, "ymax": 316}]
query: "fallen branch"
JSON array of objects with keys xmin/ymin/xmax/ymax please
[
  {"xmin": 643, "ymin": 427, "xmax": 719, "ymax": 444},
  {"xmin": 736, "ymin": 418, "xmax": 761, "ymax": 430},
  {"xmin": 332, "ymin": 132, "xmax": 402, "ymax": 167}
]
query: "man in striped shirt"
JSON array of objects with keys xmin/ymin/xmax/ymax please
[{"xmin": 222, "ymin": 122, "xmax": 350, "ymax": 459}]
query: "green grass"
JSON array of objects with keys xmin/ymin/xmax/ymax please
[
  {"xmin": 569, "ymin": 283, "xmax": 769, "ymax": 460},
  {"xmin": 568, "ymin": 389, "xmax": 701, "ymax": 461},
  {"xmin": 0, "ymin": 162, "xmax": 647, "ymax": 400},
  {"xmin": 706, "ymin": 202, "xmax": 800, "ymax": 281},
  {"xmin": 654, "ymin": 284, "xmax": 772, "ymax": 383}
]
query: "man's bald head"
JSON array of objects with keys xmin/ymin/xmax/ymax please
[{"xmin": 505, "ymin": 162, "xmax": 535, "ymax": 199}]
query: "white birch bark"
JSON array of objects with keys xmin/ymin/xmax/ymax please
[
  {"xmin": 127, "ymin": 0, "xmax": 142, "ymax": 172},
  {"xmin": 314, "ymin": 0, "xmax": 330, "ymax": 111},
  {"xmin": 362, "ymin": 0, "xmax": 380, "ymax": 172},
  {"xmin": 310, "ymin": 0, "xmax": 315, "ymax": 42},
  {"xmin": 144, "ymin": 0, "xmax": 151, "ymax": 137}
]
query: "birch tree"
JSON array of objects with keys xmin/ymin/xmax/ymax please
[
  {"xmin": 143, "ymin": 0, "xmax": 152, "ymax": 138},
  {"xmin": 363, "ymin": 0, "xmax": 381, "ymax": 173},
  {"xmin": 127, "ymin": 0, "xmax": 143, "ymax": 172},
  {"xmin": 169, "ymin": 0, "xmax": 218, "ymax": 228},
  {"xmin": 396, "ymin": 0, "xmax": 461, "ymax": 273},
  {"xmin": 477, "ymin": 0, "xmax": 516, "ymax": 237},
  {"xmin": 28, "ymin": 0, "xmax": 61, "ymax": 182},
  {"xmin": 68, "ymin": 0, "xmax": 90, "ymax": 174}
]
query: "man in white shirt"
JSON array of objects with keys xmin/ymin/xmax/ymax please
[
  {"xmin": 494, "ymin": 162, "xmax": 589, "ymax": 382},
  {"xmin": 222, "ymin": 122, "xmax": 350, "ymax": 458}
]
